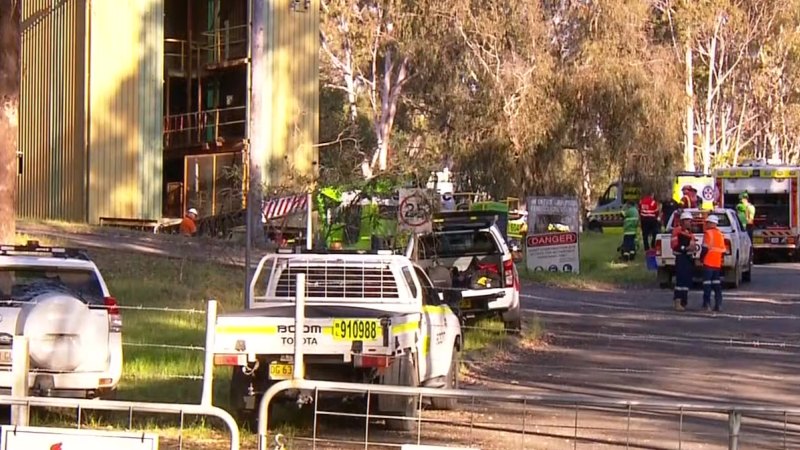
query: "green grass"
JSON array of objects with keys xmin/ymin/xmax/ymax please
[
  {"xmin": 88, "ymin": 248, "xmax": 246, "ymax": 405},
  {"xmin": 519, "ymin": 232, "xmax": 655, "ymax": 289}
]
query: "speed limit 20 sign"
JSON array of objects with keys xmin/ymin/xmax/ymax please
[{"xmin": 398, "ymin": 188, "xmax": 434, "ymax": 233}]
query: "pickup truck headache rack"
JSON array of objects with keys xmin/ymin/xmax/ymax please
[{"xmin": 0, "ymin": 241, "xmax": 90, "ymax": 260}]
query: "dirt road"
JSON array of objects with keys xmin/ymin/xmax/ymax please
[{"xmin": 455, "ymin": 264, "xmax": 800, "ymax": 449}]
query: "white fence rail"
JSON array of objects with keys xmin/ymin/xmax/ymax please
[
  {"xmin": 6, "ymin": 306, "xmax": 239, "ymax": 450},
  {"xmin": 255, "ymin": 379, "xmax": 800, "ymax": 450}
]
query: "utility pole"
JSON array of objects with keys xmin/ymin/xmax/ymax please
[{"xmin": 246, "ymin": 0, "xmax": 267, "ymax": 305}]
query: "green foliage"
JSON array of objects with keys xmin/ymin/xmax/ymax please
[{"xmin": 319, "ymin": 0, "xmax": 800, "ymax": 200}]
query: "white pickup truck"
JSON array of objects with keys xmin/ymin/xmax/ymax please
[
  {"xmin": 405, "ymin": 211, "xmax": 522, "ymax": 332},
  {"xmin": 211, "ymin": 250, "xmax": 462, "ymax": 430},
  {"xmin": 655, "ymin": 208, "xmax": 753, "ymax": 289}
]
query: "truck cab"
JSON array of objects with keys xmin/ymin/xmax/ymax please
[{"xmin": 587, "ymin": 181, "xmax": 641, "ymax": 231}]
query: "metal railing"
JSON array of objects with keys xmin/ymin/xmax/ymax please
[
  {"xmin": 165, "ymin": 23, "xmax": 249, "ymax": 75},
  {"xmin": 165, "ymin": 38, "xmax": 202, "ymax": 75},
  {"xmin": 163, "ymin": 105, "xmax": 247, "ymax": 148},
  {"xmin": 255, "ymin": 379, "xmax": 800, "ymax": 450},
  {"xmin": 2, "ymin": 394, "xmax": 240, "ymax": 450},
  {"xmin": 202, "ymin": 23, "xmax": 249, "ymax": 65},
  {"xmin": 6, "ymin": 326, "xmax": 239, "ymax": 450}
]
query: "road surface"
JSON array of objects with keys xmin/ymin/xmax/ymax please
[{"xmin": 455, "ymin": 263, "xmax": 800, "ymax": 449}]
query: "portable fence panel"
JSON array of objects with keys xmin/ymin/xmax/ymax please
[
  {"xmin": 0, "ymin": 395, "xmax": 239, "ymax": 450},
  {"xmin": 257, "ymin": 380, "xmax": 800, "ymax": 450}
]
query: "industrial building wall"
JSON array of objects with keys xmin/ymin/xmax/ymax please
[
  {"xmin": 87, "ymin": 0, "xmax": 164, "ymax": 223},
  {"xmin": 263, "ymin": 0, "xmax": 320, "ymax": 183},
  {"xmin": 18, "ymin": 0, "xmax": 88, "ymax": 222}
]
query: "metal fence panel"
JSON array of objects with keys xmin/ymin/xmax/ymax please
[{"xmin": 255, "ymin": 379, "xmax": 800, "ymax": 450}]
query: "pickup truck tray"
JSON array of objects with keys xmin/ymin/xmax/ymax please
[
  {"xmin": 218, "ymin": 304, "xmax": 401, "ymax": 319},
  {"xmin": 458, "ymin": 290, "xmax": 506, "ymax": 313}
]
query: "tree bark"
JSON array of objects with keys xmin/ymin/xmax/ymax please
[
  {"xmin": 684, "ymin": 37, "xmax": 695, "ymax": 172},
  {"xmin": 701, "ymin": 18, "xmax": 721, "ymax": 174},
  {"xmin": 0, "ymin": 0, "xmax": 20, "ymax": 244}
]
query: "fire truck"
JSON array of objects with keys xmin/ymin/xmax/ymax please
[{"xmin": 714, "ymin": 161, "xmax": 800, "ymax": 261}]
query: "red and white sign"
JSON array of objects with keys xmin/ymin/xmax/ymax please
[
  {"xmin": 0, "ymin": 426, "xmax": 158, "ymax": 450},
  {"xmin": 525, "ymin": 232, "xmax": 580, "ymax": 274},
  {"xmin": 526, "ymin": 232, "xmax": 578, "ymax": 247}
]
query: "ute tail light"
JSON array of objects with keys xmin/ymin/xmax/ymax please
[
  {"xmin": 105, "ymin": 296, "xmax": 123, "ymax": 333},
  {"xmin": 214, "ymin": 354, "xmax": 245, "ymax": 366},
  {"xmin": 503, "ymin": 259, "xmax": 515, "ymax": 288},
  {"xmin": 655, "ymin": 239, "xmax": 662, "ymax": 256},
  {"xmin": 354, "ymin": 354, "xmax": 391, "ymax": 368},
  {"xmin": 724, "ymin": 239, "xmax": 732, "ymax": 255}
]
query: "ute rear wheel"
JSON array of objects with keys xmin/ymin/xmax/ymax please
[
  {"xmin": 430, "ymin": 345, "xmax": 459, "ymax": 411},
  {"xmin": 383, "ymin": 354, "xmax": 420, "ymax": 432}
]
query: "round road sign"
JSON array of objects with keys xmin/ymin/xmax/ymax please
[{"xmin": 399, "ymin": 191, "xmax": 433, "ymax": 228}]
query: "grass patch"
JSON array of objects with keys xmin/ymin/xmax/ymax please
[
  {"xmin": 519, "ymin": 232, "xmax": 654, "ymax": 289},
  {"xmin": 462, "ymin": 318, "xmax": 507, "ymax": 353}
]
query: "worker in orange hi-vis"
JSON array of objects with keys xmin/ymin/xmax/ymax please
[
  {"xmin": 179, "ymin": 208, "xmax": 198, "ymax": 237},
  {"xmin": 700, "ymin": 214, "xmax": 726, "ymax": 312}
]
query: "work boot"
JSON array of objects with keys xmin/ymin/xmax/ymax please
[{"xmin": 673, "ymin": 299, "xmax": 685, "ymax": 311}]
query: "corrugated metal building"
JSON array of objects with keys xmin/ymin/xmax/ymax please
[{"xmin": 18, "ymin": 0, "xmax": 319, "ymax": 224}]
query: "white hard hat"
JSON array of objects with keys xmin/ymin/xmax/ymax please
[
  {"xmin": 706, "ymin": 214, "xmax": 719, "ymax": 224},
  {"xmin": 188, "ymin": 208, "xmax": 198, "ymax": 215},
  {"xmin": 680, "ymin": 211, "xmax": 693, "ymax": 221}
]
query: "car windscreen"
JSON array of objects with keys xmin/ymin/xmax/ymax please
[
  {"xmin": 419, "ymin": 230, "xmax": 500, "ymax": 259},
  {"xmin": 0, "ymin": 267, "xmax": 104, "ymax": 304}
]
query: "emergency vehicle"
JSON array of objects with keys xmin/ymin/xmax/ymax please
[
  {"xmin": 714, "ymin": 161, "xmax": 800, "ymax": 260},
  {"xmin": 587, "ymin": 172, "xmax": 713, "ymax": 232}
]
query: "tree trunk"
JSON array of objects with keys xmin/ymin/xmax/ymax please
[
  {"xmin": 579, "ymin": 149, "xmax": 592, "ymax": 221},
  {"xmin": 0, "ymin": 0, "xmax": 20, "ymax": 244},
  {"xmin": 684, "ymin": 38, "xmax": 695, "ymax": 172},
  {"xmin": 701, "ymin": 20, "xmax": 720, "ymax": 174}
]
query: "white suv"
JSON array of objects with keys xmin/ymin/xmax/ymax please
[{"xmin": 0, "ymin": 241, "xmax": 123, "ymax": 398}]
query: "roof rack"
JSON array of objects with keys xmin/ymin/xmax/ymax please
[
  {"xmin": 0, "ymin": 240, "xmax": 90, "ymax": 260},
  {"xmin": 276, "ymin": 247, "xmax": 399, "ymax": 256},
  {"xmin": 432, "ymin": 210, "xmax": 500, "ymax": 229}
]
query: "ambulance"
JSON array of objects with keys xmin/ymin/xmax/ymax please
[
  {"xmin": 714, "ymin": 160, "xmax": 800, "ymax": 260},
  {"xmin": 586, "ymin": 172, "xmax": 713, "ymax": 232}
]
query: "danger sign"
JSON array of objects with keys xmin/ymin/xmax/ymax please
[
  {"xmin": 525, "ymin": 232, "xmax": 580, "ymax": 274},
  {"xmin": 527, "ymin": 232, "xmax": 578, "ymax": 247}
]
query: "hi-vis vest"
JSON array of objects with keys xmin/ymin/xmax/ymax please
[{"xmin": 702, "ymin": 228, "xmax": 726, "ymax": 268}]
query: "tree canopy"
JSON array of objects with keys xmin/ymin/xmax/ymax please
[{"xmin": 318, "ymin": 0, "xmax": 800, "ymax": 209}]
